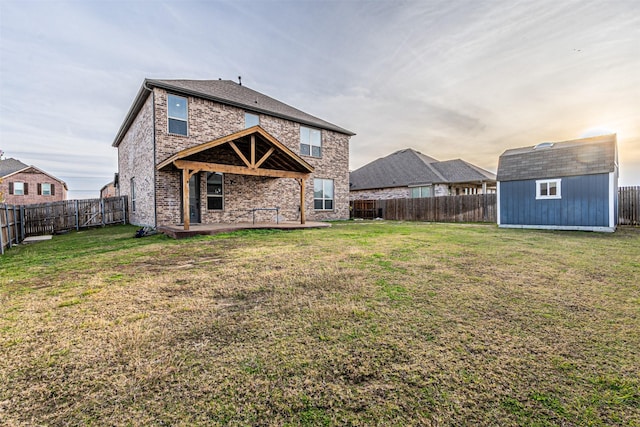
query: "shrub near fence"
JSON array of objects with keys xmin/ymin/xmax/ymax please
[{"xmin": 351, "ymin": 194, "xmax": 497, "ymax": 223}]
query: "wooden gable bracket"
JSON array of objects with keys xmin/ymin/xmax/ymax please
[{"xmin": 159, "ymin": 127, "xmax": 314, "ymax": 230}]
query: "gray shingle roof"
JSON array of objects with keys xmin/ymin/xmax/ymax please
[
  {"xmin": 496, "ymin": 134, "xmax": 617, "ymax": 181},
  {"xmin": 349, "ymin": 148, "xmax": 496, "ymax": 191},
  {"xmin": 113, "ymin": 79, "xmax": 354, "ymax": 147},
  {"xmin": 0, "ymin": 158, "xmax": 29, "ymax": 177}
]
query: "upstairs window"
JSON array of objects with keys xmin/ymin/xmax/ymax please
[
  {"xmin": 536, "ymin": 179, "xmax": 561, "ymax": 199},
  {"xmin": 314, "ymin": 178, "xmax": 334, "ymax": 210},
  {"xmin": 9, "ymin": 182, "xmax": 26, "ymax": 195},
  {"xmin": 300, "ymin": 126, "xmax": 321, "ymax": 157},
  {"xmin": 245, "ymin": 112, "xmax": 259, "ymax": 129},
  {"xmin": 38, "ymin": 183, "xmax": 54, "ymax": 196},
  {"xmin": 168, "ymin": 94, "xmax": 188, "ymax": 136},
  {"xmin": 207, "ymin": 172, "xmax": 223, "ymax": 210},
  {"xmin": 411, "ymin": 186, "xmax": 432, "ymax": 198}
]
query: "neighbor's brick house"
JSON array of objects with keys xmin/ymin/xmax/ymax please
[
  {"xmin": 112, "ymin": 79, "xmax": 354, "ymax": 228},
  {"xmin": 99, "ymin": 180, "xmax": 118, "ymax": 199},
  {"xmin": 0, "ymin": 158, "xmax": 67, "ymax": 205},
  {"xmin": 350, "ymin": 148, "xmax": 496, "ymax": 201}
]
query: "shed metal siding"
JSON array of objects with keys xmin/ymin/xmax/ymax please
[{"xmin": 499, "ymin": 173, "xmax": 610, "ymax": 227}]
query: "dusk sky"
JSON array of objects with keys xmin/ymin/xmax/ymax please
[{"xmin": 1, "ymin": 0, "xmax": 638, "ymax": 199}]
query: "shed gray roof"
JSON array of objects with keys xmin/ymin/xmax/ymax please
[
  {"xmin": 0, "ymin": 158, "xmax": 29, "ymax": 177},
  {"xmin": 113, "ymin": 79, "xmax": 354, "ymax": 147},
  {"xmin": 349, "ymin": 148, "xmax": 496, "ymax": 191},
  {"xmin": 496, "ymin": 134, "xmax": 617, "ymax": 182}
]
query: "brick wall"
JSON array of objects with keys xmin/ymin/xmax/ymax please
[
  {"xmin": 117, "ymin": 94, "xmax": 155, "ymax": 226},
  {"xmin": 349, "ymin": 187, "xmax": 410, "ymax": 201},
  {"xmin": 1, "ymin": 169, "xmax": 66, "ymax": 205},
  {"xmin": 152, "ymin": 88, "xmax": 351, "ymax": 225},
  {"xmin": 350, "ymin": 184, "xmax": 470, "ymax": 201}
]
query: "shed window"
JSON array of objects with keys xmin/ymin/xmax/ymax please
[
  {"xmin": 207, "ymin": 172, "xmax": 224, "ymax": 210},
  {"xmin": 536, "ymin": 179, "xmax": 561, "ymax": 199},
  {"xmin": 168, "ymin": 94, "xmax": 188, "ymax": 136},
  {"xmin": 300, "ymin": 126, "xmax": 322, "ymax": 157}
]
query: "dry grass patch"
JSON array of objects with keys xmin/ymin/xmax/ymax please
[{"xmin": 1, "ymin": 223, "xmax": 639, "ymax": 426}]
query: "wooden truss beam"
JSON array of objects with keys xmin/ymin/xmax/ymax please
[{"xmin": 173, "ymin": 160, "xmax": 310, "ymax": 179}]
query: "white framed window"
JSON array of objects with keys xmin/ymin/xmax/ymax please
[
  {"xmin": 245, "ymin": 112, "xmax": 259, "ymax": 128},
  {"xmin": 12, "ymin": 182, "xmax": 25, "ymax": 195},
  {"xmin": 314, "ymin": 178, "xmax": 334, "ymax": 210},
  {"xmin": 411, "ymin": 186, "xmax": 432, "ymax": 198},
  {"xmin": 536, "ymin": 179, "xmax": 561, "ymax": 199},
  {"xmin": 130, "ymin": 177, "xmax": 136, "ymax": 212},
  {"xmin": 168, "ymin": 94, "xmax": 188, "ymax": 136},
  {"xmin": 41, "ymin": 183, "xmax": 51, "ymax": 195},
  {"xmin": 207, "ymin": 172, "xmax": 223, "ymax": 210},
  {"xmin": 300, "ymin": 126, "xmax": 321, "ymax": 157}
]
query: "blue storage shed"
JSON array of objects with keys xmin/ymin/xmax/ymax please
[{"xmin": 497, "ymin": 134, "xmax": 618, "ymax": 232}]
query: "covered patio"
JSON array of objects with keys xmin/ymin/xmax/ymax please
[{"xmin": 156, "ymin": 126, "xmax": 314, "ymax": 230}]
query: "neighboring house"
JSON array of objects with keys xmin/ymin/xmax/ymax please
[
  {"xmin": 496, "ymin": 134, "xmax": 618, "ymax": 232},
  {"xmin": 349, "ymin": 148, "xmax": 496, "ymax": 200},
  {"xmin": 100, "ymin": 180, "xmax": 118, "ymax": 199},
  {"xmin": 112, "ymin": 79, "xmax": 355, "ymax": 229},
  {"xmin": 0, "ymin": 158, "xmax": 67, "ymax": 205}
]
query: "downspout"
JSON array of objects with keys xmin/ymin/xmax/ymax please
[{"xmin": 143, "ymin": 81, "xmax": 158, "ymax": 228}]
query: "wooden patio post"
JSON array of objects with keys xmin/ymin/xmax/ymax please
[
  {"xmin": 182, "ymin": 168, "xmax": 190, "ymax": 231},
  {"xmin": 298, "ymin": 178, "xmax": 306, "ymax": 225}
]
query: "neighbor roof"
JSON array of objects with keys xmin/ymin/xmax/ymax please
[
  {"xmin": 113, "ymin": 79, "xmax": 355, "ymax": 147},
  {"xmin": 349, "ymin": 148, "xmax": 496, "ymax": 191},
  {"xmin": 0, "ymin": 158, "xmax": 29, "ymax": 177},
  {"xmin": 0, "ymin": 158, "xmax": 68, "ymax": 189},
  {"xmin": 496, "ymin": 134, "xmax": 617, "ymax": 182}
]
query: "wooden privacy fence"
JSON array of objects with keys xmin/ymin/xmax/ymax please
[
  {"xmin": 0, "ymin": 204, "xmax": 24, "ymax": 255},
  {"xmin": 353, "ymin": 188, "xmax": 640, "ymax": 225},
  {"xmin": 351, "ymin": 194, "xmax": 497, "ymax": 223},
  {"xmin": 1, "ymin": 197, "xmax": 127, "ymax": 254},
  {"xmin": 619, "ymin": 186, "xmax": 640, "ymax": 225}
]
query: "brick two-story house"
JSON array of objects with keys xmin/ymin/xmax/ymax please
[
  {"xmin": 112, "ymin": 79, "xmax": 354, "ymax": 229},
  {"xmin": 0, "ymin": 158, "xmax": 67, "ymax": 205}
]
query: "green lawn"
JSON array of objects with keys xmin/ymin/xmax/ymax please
[{"xmin": 1, "ymin": 222, "xmax": 639, "ymax": 426}]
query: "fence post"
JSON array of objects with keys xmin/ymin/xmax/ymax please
[
  {"xmin": 0, "ymin": 205, "xmax": 5, "ymax": 255},
  {"xmin": 20, "ymin": 206, "xmax": 25, "ymax": 242},
  {"xmin": 6, "ymin": 205, "xmax": 12, "ymax": 249},
  {"xmin": 101, "ymin": 198, "xmax": 105, "ymax": 226},
  {"xmin": 75, "ymin": 200, "xmax": 79, "ymax": 231},
  {"xmin": 122, "ymin": 196, "xmax": 127, "ymax": 224},
  {"xmin": 13, "ymin": 205, "xmax": 19, "ymax": 244}
]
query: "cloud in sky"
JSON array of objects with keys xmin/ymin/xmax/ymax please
[{"xmin": 1, "ymin": 0, "xmax": 638, "ymax": 199}]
